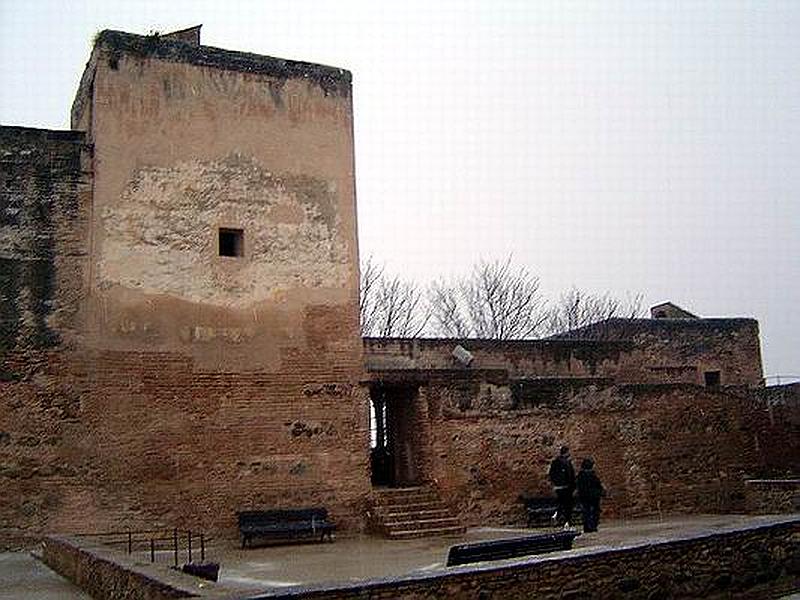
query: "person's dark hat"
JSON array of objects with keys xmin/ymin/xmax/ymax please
[
  {"xmin": 581, "ymin": 457, "xmax": 594, "ymax": 470},
  {"xmin": 560, "ymin": 446, "xmax": 570, "ymax": 456}
]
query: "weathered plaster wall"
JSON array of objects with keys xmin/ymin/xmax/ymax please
[{"xmin": 79, "ymin": 33, "xmax": 361, "ymax": 372}]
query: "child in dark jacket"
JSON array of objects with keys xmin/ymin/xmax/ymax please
[{"xmin": 576, "ymin": 458, "xmax": 604, "ymax": 533}]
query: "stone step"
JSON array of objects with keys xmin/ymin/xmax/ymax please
[
  {"xmin": 376, "ymin": 496, "xmax": 439, "ymax": 506},
  {"xmin": 374, "ymin": 486, "xmax": 435, "ymax": 495},
  {"xmin": 379, "ymin": 508, "xmax": 451, "ymax": 520},
  {"xmin": 383, "ymin": 517, "xmax": 463, "ymax": 531},
  {"xmin": 374, "ymin": 486, "xmax": 427, "ymax": 493},
  {"xmin": 374, "ymin": 501, "xmax": 443, "ymax": 513},
  {"xmin": 385, "ymin": 525, "xmax": 466, "ymax": 540},
  {"xmin": 374, "ymin": 490, "xmax": 439, "ymax": 503},
  {"xmin": 371, "ymin": 486, "xmax": 464, "ymax": 539}
]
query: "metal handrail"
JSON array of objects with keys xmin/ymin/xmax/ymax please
[{"xmin": 73, "ymin": 527, "xmax": 212, "ymax": 566}]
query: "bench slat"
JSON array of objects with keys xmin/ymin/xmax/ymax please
[
  {"xmin": 237, "ymin": 507, "xmax": 336, "ymax": 547},
  {"xmin": 447, "ymin": 532, "xmax": 579, "ymax": 566}
]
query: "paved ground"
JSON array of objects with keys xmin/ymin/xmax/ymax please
[
  {"xmin": 208, "ymin": 514, "xmax": 798, "ymax": 591},
  {"xmin": 2, "ymin": 514, "xmax": 796, "ymax": 597},
  {"xmin": 0, "ymin": 552, "xmax": 90, "ymax": 600}
]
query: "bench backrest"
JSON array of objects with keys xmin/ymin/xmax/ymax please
[
  {"xmin": 237, "ymin": 508, "xmax": 329, "ymax": 527},
  {"xmin": 520, "ymin": 496, "xmax": 557, "ymax": 509},
  {"xmin": 447, "ymin": 531, "xmax": 579, "ymax": 566}
]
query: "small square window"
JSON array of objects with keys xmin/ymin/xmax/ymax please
[
  {"xmin": 219, "ymin": 228, "xmax": 243, "ymax": 257},
  {"xmin": 704, "ymin": 370, "xmax": 721, "ymax": 388}
]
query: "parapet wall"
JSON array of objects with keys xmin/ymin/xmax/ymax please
[
  {"xmin": 364, "ymin": 338, "xmax": 632, "ymax": 379},
  {"xmin": 365, "ymin": 319, "xmax": 763, "ymax": 387}
]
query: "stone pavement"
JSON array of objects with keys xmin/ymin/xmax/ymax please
[
  {"xmin": 211, "ymin": 514, "xmax": 799, "ymax": 592},
  {"xmin": 0, "ymin": 552, "xmax": 89, "ymax": 600},
  {"xmin": 4, "ymin": 514, "xmax": 797, "ymax": 597}
]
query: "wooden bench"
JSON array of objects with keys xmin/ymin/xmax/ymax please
[
  {"xmin": 518, "ymin": 495, "xmax": 582, "ymax": 528},
  {"xmin": 237, "ymin": 508, "xmax": 335, "ymax": 548},
  {"xmin": 446, "ymin": 531, "xmax": 580, "ymax": 566}
]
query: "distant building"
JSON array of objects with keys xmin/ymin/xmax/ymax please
[{"xmin": 650, "ymin": 301, "xmax": 699, "ymax": 319}]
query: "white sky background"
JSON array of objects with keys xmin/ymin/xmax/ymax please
[{"xmin": 1, "ymin": 0, "xmax": 798, "ymax": 378}]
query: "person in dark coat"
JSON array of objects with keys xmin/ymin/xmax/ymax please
[
  {"xmin": 548, "ymin": 446, "xmax": 576, "ymax": 528},
  {"xmin": 577, "ymin": 457, "xmax": 604, "ymax": 533}
]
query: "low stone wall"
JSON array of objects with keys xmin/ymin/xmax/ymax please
[
  {"xmin": 0, "ymin": 528, "xmax": 43, "ymax": 552},
  {"xmin": 41, "ymin": 534, "xmax": 232, "ymax": 599},
  {"xmin": 243, "ymin": 517, "xmax": 800, "ymax": 600},
  {"xmin": 745, "ymin": 479, "xmax": 800, "ymax": 514}
]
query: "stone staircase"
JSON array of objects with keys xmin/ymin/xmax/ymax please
[{"xmin": 371, "ymin": 486, "xmax": 465, "ymax": 539}]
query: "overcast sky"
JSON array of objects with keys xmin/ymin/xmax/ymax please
[{"xmin": 1, "ymin": 0, "xmax": 798, "ymax": 379}]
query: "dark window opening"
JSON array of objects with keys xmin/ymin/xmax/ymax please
[
  {"xmin": 704, "ymin": 370, "xmax": 721, "ymax": 387},
  {"xmin": 219, "ymin": 228, "xmax": 244, "ymax": 257}
]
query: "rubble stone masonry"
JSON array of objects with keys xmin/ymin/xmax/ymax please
[{"xmin": 428, "ymin": 383, "xmax": 779, "ymax": 526}]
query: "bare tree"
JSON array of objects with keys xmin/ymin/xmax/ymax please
[
  {"xmin": 544, "ymin": 287, "xmax": 644, "ymax": 339},
  {"xmin": 360, "ymin": 257, "xmax": 430, "ymax": 337},
  {"xmin": 360, "ymin": 256, "xmax": 383, "ymax": 336},
  {"xmin": 429, "ymin": 257, "xmax": 548, "ymax": 339},
  {"xmin": 429, "ymin": 281, "xmax": 469, "ymax": 338}
]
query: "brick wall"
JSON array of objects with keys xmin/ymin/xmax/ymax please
[
  {"xmin": 1, "ymin": 343, "xmax": 371, "ymax": 536},
  {"xmin": 615, "ymin": 319, "xmax": 764, "ymax": 386},
  {"xmin": 364, "ymin": 327, "xmax": 780, "ymax": 527},
  {"xmin": 401, "ymin": 380, "xmax": 784, "ymax": 526}
]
